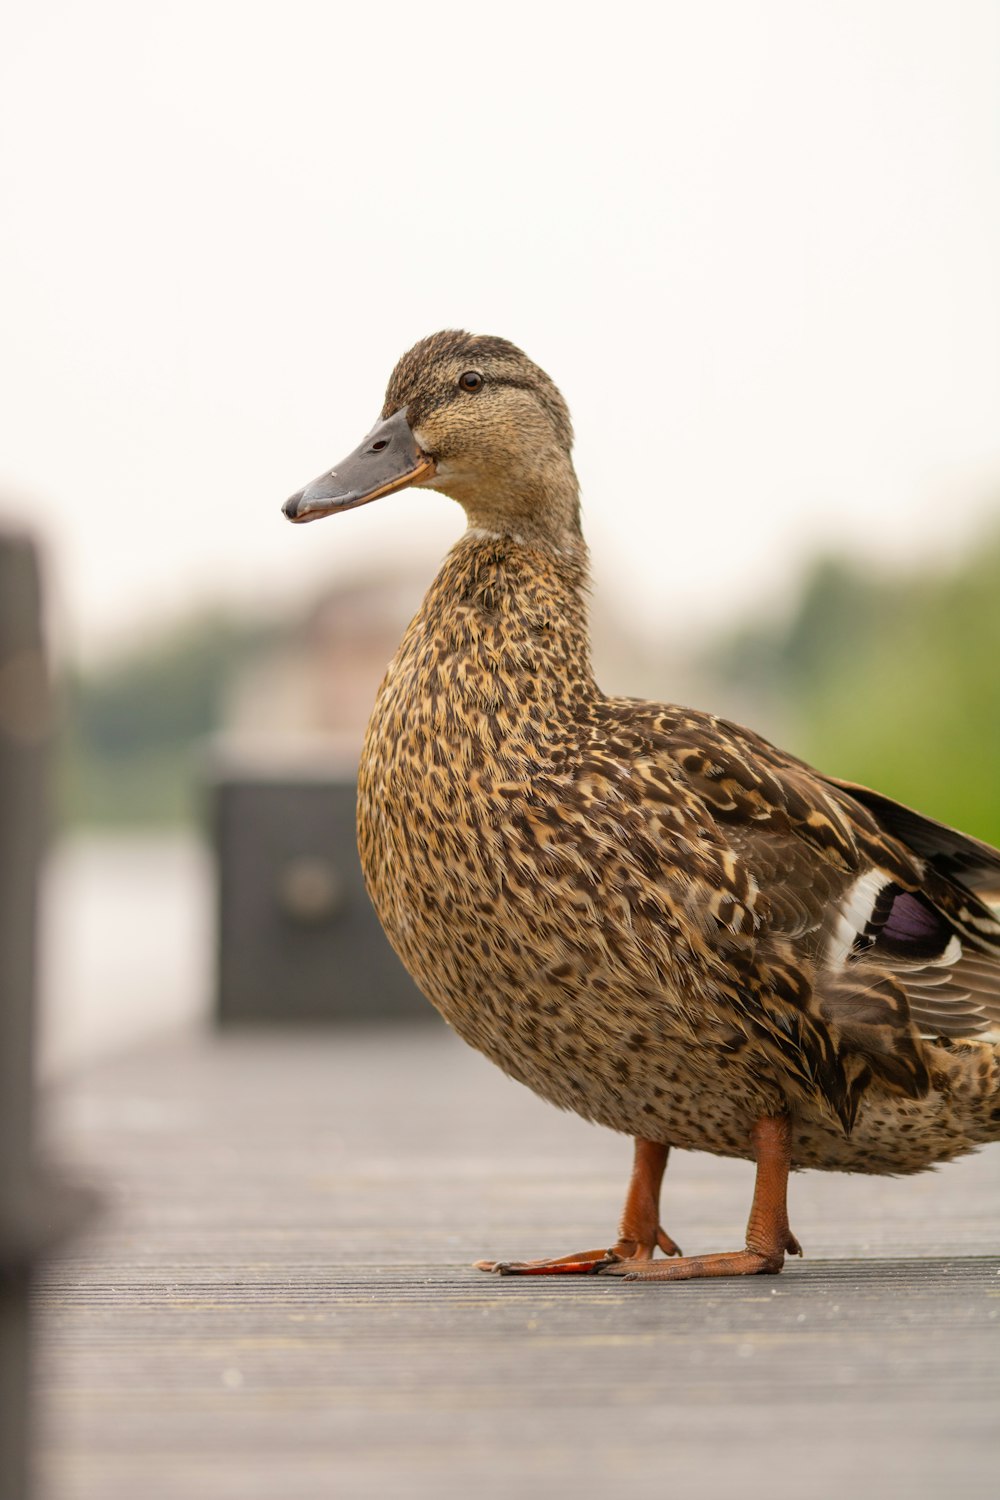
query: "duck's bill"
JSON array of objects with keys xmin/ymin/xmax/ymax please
[{"xmin": 282, "ymin": 409, "xmax": 436, "ymax": 523}]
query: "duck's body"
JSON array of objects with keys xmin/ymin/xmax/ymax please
[
  {"xmin": 286, "ymin": 331, "xmax": 1000, "ymax": 1279},
  {"xmin": 358, "ymin": 528, "xmax": 999, "ymax": 1179}
]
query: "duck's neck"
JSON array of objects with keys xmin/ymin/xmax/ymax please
[
  {"xmin": 458, "ymin": 456, "xmax": 586, "ymax": 567},
  {"xmin": 413, "ymin": 522, "xmax": 596, "ymax": 704}
]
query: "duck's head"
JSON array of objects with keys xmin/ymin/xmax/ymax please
[{"xmin": 283, "ymin": 331, "xmax": 580, "ymax": 549}]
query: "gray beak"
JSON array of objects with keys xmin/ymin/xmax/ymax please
[{"xmin": 283, "ymin": 409, "xmax": 435, "ymax": 523}]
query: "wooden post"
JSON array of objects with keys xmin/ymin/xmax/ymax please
[
  {"xmin": 0, "ymin": 531, "xmax": 48, "ymax": 1500},
  {"xmin": 0, "ymin": 531, "xmax": 91, "ymax": 1500}
]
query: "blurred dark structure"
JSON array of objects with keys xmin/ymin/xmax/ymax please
[
  {"xmin": 210, "ymin": 746, "xmax": 429, "ymax": 1024},
  {"xmin": 0, "ymin": 533, "xmax": 90, "ymax": 1500}
]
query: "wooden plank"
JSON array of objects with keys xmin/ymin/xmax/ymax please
[{"xmin": 35, "ymin": 1027, "xmax": 1000, "ymax": 1500}]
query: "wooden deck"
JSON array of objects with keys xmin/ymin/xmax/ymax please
[{"xmin": 35, "ymin": 1026, "xmax": 1000, "ymax": 1500}]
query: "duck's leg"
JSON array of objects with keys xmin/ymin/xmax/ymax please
[
  {"xmin": 474, "ymin": 1137, "xmax": 681, "ymax": 1275},
  {"xmin": 600, "ymin": 1115, "xmax": 802, "ymax": 1282}
]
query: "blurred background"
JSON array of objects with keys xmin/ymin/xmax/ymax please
[{"xmin": 1, "ymin": 0, "xmax": 998, "ymax": 1075}]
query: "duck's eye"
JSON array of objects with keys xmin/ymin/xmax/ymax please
[{"xmin": 458, "ymin": 370, "xmax": 484, "ymax": 392}]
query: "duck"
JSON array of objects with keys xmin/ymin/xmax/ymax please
[{"xmin": 283, "ymin": 330, "xmax": 1000, "ymax": 1281}]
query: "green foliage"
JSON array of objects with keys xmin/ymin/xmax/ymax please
[
  {"xmin": 55, "ymin": 611, "xmax": 276, "ymax": 828},
  {"xmin": 708, "ymin": 530, "xmax": 1000, "ymax": 847}
]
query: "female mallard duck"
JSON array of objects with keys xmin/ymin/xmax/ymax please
[{"xmin": 284, "ymin": 331, "xmax": 1000, "ymax": 1281}]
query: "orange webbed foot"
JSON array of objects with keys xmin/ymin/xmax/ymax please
[
  {"xmin": 474, "ymin": 1225, "xmax": 682, "ymax": 1277},
  {"xmin": 474, "ymin": 1247, "xmax": 619, "ymax": 1276},
  {"xmin": 598, "ymin": 1243, "xmax": 799, "ymax": 1282}
]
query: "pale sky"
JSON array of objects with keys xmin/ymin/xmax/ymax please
[{"xmin": 2, "ymin": 1, "xmax": 999, "ymax": 663}]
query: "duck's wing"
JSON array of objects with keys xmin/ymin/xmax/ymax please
[
  {"xmin": 813, "ymin": 774, "xmax": 1000, "ymax": 1038},
  {"xmin": 821, "ymin": 775, "xmax": 1000, "ymax": 903},
  {"xmin": 626, "ymin": 707, "xmax": 1000, "ymax": 1114}
]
